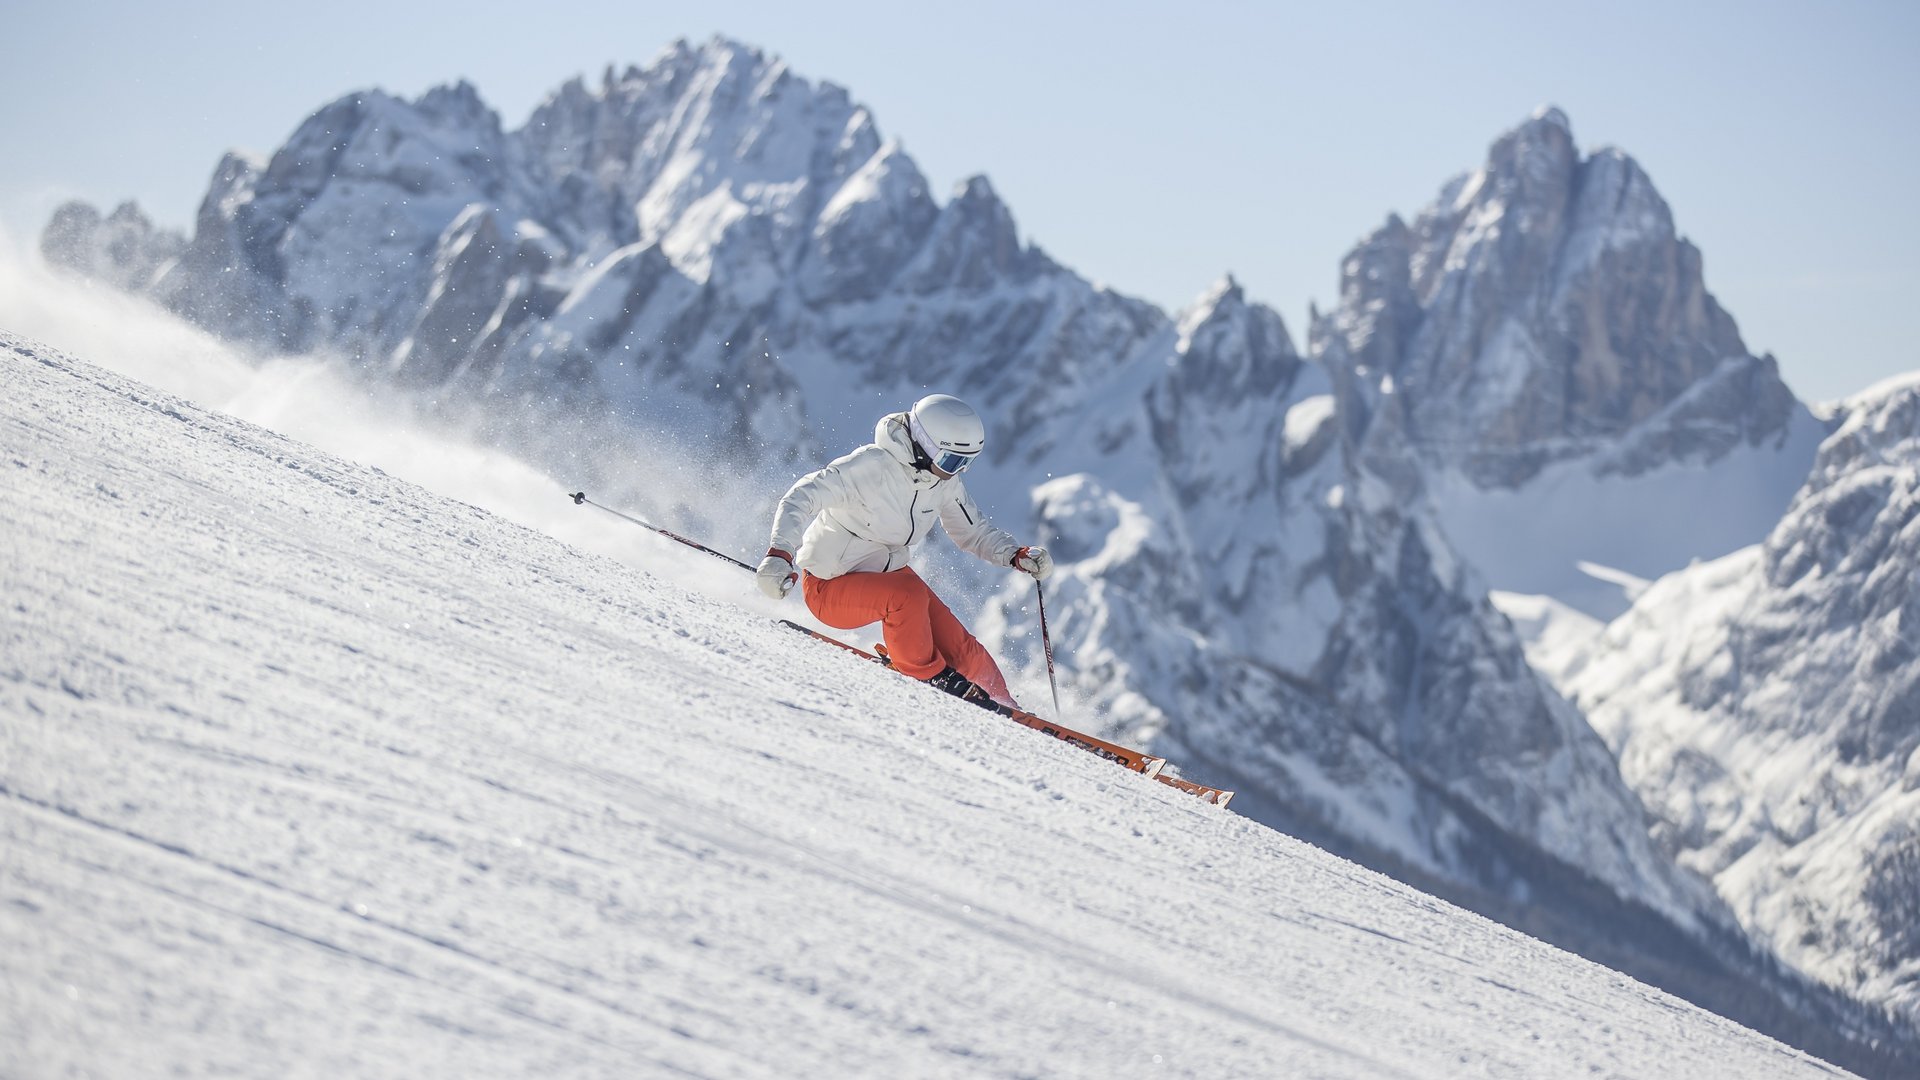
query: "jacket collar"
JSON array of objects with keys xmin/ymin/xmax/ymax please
[{"xmin": 876, "ymin": 412, "xmax": 943, "ymax": 489}]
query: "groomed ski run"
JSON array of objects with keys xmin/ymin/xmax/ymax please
[{"xmin": 1, "ymin": 335, "xmax": 1850, "ymax": 1078}]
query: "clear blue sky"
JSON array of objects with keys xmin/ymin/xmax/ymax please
[{"xmin": 4, "ymin": 0, "xmax": 1915, "ymax": 402}]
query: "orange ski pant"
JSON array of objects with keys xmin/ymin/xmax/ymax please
[{"xmin": 802, "ymin": 567, "xmax": 1012, "ymax": 704}]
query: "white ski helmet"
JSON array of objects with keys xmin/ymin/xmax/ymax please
[{"xmin": 908, "ymin": 394, "xmax": 986, "ymax": 474}]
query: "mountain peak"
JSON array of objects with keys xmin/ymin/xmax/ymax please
[
  {"xmin": 700, "ymin": 32, "xmax": 769, "ymax": 62},
  {"xmin": 1319, "ymin": 104, "xmax": 1788, "ymax": 493},
  {"xmin": 40, "ymin": 198, "xmax": 186, "ymax": 291},
  {"xmin": 953, "ymin": 174, "xmax": 1000, "ymax": 204},
  {"xmin": 1484, "ymin": 106, "xmax": 1579, "ymax": 199},
  {"xmin": 1177, "ymin": 273, "xmax": 1246, "ymax": 331},
  {"xmin": 649, "ymin": 36, "xmax": 697, "ymax": 69},
  {"xmin": 624, "ymin": 35, "xmax": 775, "ymax": 90},
  {"xmin": 1529, "ymin": 103, "xmax": 1573, "ymax": 136},
  {"xmin": 413, "ymin": 79, "xmax": 496, "ymax": 128}
]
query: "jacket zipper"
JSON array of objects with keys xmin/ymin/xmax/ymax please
[{"xmin": 889, "ymin": 488, "xmax": 920, "ymax": 572}]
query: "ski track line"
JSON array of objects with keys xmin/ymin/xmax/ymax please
[
  {"xmin": 6, "ymin": 678, "xmax": 919, "ymax": 1052},
  {"xmin": 113, "ymin": 720, "xmax": 633, "ymax": 888},
  {"xmin": 501, "ymin": 739, "xmax": 1422, "ymax": 1080},
  {"xmin": 0, "ymin": 785, "xmax": 758, "ymax": 1080},
  {"xmin": 11, "ymin": 688, "xmax": 1155, "ymax": 1075}
]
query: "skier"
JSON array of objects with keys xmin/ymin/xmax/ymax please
[{"xmin": 756, "ymin": 394, "xmax": 1052, "ymax": 708}]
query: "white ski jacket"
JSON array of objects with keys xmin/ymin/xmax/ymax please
[{"xmin": 768, "ymin": 412, "xmax": 1023, "ymax": 580}]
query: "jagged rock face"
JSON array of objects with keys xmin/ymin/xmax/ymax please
[
  {"xmin": 1313, "ymin": 469, "xmax": 1710, "ymax": 921},
  {"xmin": 1560, "ymin": 377, "xmax": 1920, "ymax": 1021},
  {"xmin": 46, "ymin": 39, "xmax": 1163, "ymax": 480},
  {"xmin": 1325, "ymin": 107, "xmax": 1801, "ymax": 491},
  {"xmin": 181, "ymin": 83, "xmax": 537, "ymax": 355},
  {"xmin": 393, "ymin": 207, "xmax": 564, "ymax": 386},
  {"xmin": 518, "ymin": 44, "xmax": 882, "ymax": 261},
  {"xmin": 1311, "ymin": 108, "xmax": 1826, "ymax": 621},
  {"xmin": 797, "ymin": 144, "xmax": 938, "ymax": 304}
]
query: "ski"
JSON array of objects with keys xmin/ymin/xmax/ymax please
[
  {"xmin": 779, "ymin": 619, "xmax": 1177, "ymax": 784},
  {"xmin": 781, "ymin": 619, "xmax": 891, "ymax": 666},
  {"xmin": 995, "ymin": 707, "xmax": 1166, "ymax": 779},
  {"xmin": 1153, "ymin": 774, "xmax": 1235, "ymax": 808}
]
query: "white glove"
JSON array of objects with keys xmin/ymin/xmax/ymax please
[
  {"xmin": 1011, "ymin": 545, "xmax": 1054, "ymax": 581},
  {"xmin": 756, "ymin": 549, "xmax": 797, "ymax": 599}
]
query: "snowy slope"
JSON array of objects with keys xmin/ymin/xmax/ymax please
[
  {"xmin": 0, "ymin": 335, "xmax": 1859, "ymax": 1078},
  {"xmin": 1554, "ymin": 374, "xmax": 1920, "ymax": 1027}
]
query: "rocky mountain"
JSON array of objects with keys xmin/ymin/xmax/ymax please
[
  {"xmin": 38, "ymin": 36, "xmax": 1915, "ymax": 1070},
  {"xmin": 1316, "ymin": 106, "xmax": 1827, "ymax": 619},
  {"xmin": 40, "ymin": 201, "xmax": 184, "ymax": 293},
  {"xmin": 1554, "ymin": 373, "xmax": 1920, "ymax": 1026},
  {"xmin": 40, "ymin": 45, "xmax": 1161, "ymax": 491}
]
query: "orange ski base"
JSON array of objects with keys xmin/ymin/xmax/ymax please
[
  {"xmin": 1153, "ymin": 774, "xmax": 1234, "ymax": 808},
  {"xmin": 996, "ymin": 707, "xmax": 1166, "ymax": 778}
]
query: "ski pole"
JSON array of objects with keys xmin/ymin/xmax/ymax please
[
  {"xmin": 566, "ymin": 491, "xmax": 755, "ymax": 572},
  {"xmin": 1035, "ymin": 578, "xmax": 1063, "ymax": 719}
]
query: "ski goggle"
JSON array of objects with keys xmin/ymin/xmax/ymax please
[{"xmin": 930, "ymin": 447, "xmax": 980, "ymax": 474}]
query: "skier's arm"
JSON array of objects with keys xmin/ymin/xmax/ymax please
[
  {"xmin": 938, "ymin": 483, "xmax": 1024, "ymax": 568},
  {"xmin": 759, "ymin": 460, "xmax": 864, "ymax": 600},
  {"xmin": 767, "ymin": 456, "xmax": 862, "ymax": 556}
]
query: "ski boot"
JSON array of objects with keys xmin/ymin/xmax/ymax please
[{"xmin": 926, "ymin": 665, "xmax": 999, "ymax": 711}]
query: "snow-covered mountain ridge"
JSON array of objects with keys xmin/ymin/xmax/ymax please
[
  {"xmin": 33, "ymin": 35, "xmax": 1911, "ymax": 1069},
  {"xmin": 1, "ymin": 331, "xmax": 1866, "ymax": 1079},
  {"xmin": 1552, "ymin": 372, "xmax": 1920, "ymax": 1027}
]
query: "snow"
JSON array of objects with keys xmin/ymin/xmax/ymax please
[
  {"xmin": 815, "ymin": 142, "xmax": 899, "ymax": 231},
  {"xmin": 556, "ymin": 243, "xmax": 652, "ymax": 319},
  {"xmin": 1429, "ymin": 410, "xmax": 1823, "ymax": 620},
  {"xmin": 1573, "ymin": 560, "xmax": 1652, "ymax": 602},
  {"xmin": 0, "ymin": 333, "xmax": 1854, "ymax": 1078},
  {"xmin": 660, "ymin": 185, "xmax": 751, "ymax": 283},
  {"xmin": 1487, "ymin": 591, "xmax": 1604, "ymax": 686},
  {"xmin": 1470, "ymin": 318, "xmax": 1541, "ymax": 415},
  {"xmin": 1834, "ymin": 369, "xmax": 1920, "ymax": 414},
  {"xmin": 1531, "ymin": 104, "xmax": 1573, "ymax": 133},
  {"xmin": 1282, "ymin": 393, "xmax": 1336, "ymax": 454}
]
